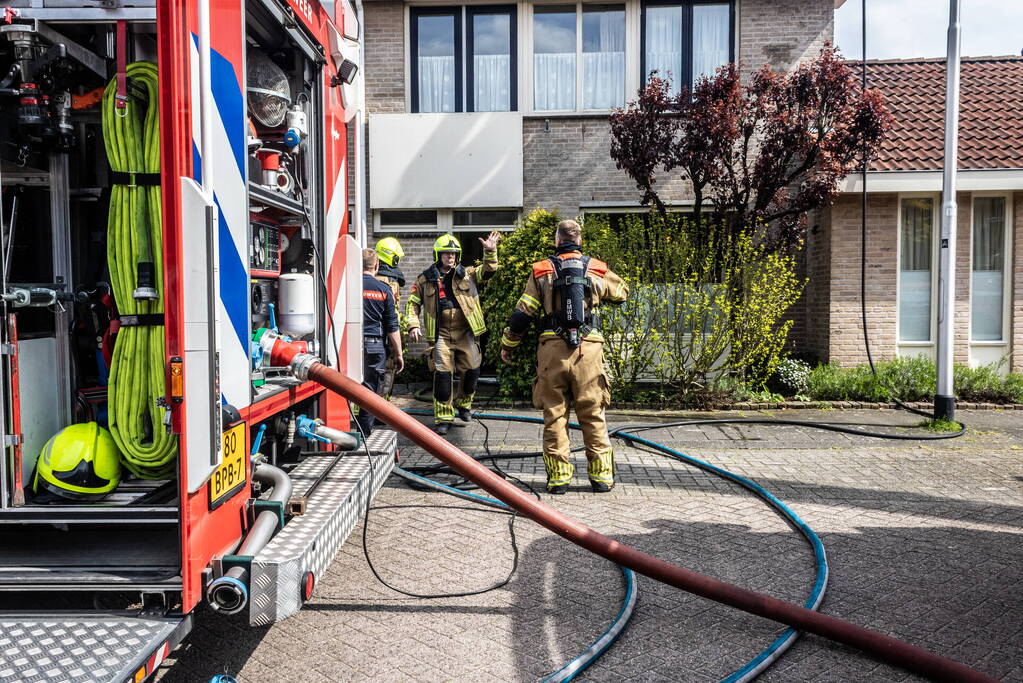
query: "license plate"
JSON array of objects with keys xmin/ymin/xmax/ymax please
[{"xmin": 210, "ymin": 423, "xmax": 247, "ymax": 509}]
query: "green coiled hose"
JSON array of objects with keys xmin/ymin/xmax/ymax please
[{"xmin": 102, "ymin": 62, "xmax": 178, "ymax": 479}]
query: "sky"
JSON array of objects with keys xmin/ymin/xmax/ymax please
[{"xmin": 834, "ymin": 0, "xmax": 1023, "ymax": 60}]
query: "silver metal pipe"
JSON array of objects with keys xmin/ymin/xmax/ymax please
[
  {"xmin": 313, "ymin": 423, "xmax": 358, "ymax": 450},
  {"xmin": 207, "ymin": 463, "xmax": 293, "ymax": 613},
  {"xmin": 935, "ymin": 0, "xmax": 961, "ymax": 421},
  {"xmin": 49, "ymin": 153, "xmax": 73, "ymax": 429}
]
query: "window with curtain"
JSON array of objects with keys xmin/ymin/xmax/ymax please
[
  {"xmin": 644, "ymin": 4, "xmax": 682, "ymax": 95},
  {"xmin": 533, "ymin": 5, "xmax": 576, "ymax": 110},
  {"xmin": 643, "ymin": 1, "xmax": 732, "ymax": 94},
  {"xmin": 582, "ymin": 5, "xmax": 626, "ymax": 110},
  {"xmin": 469, "ymin": 7, "xmax": 516, "ymax": 112},
  {"xmin": 899, "ymin": 198, "xmax": 934, "ymax": 342},
  {"xmin": 411, "ymin": 6, "xmax": 516, "ymax": 114},
  {"xmin": 692, "ymin": 3, "xmax": 729, "ymax": 80},
  {"xmin": 414, "ymin": 11, "xmax": 459, "ymax": 113},
  {"xmin": 971, "ymin": 197, "xmax": 1006, "ymax": 341},
  {"xmin": 533, "ymin": 4, "xmax": 624, "ymax": 111}
]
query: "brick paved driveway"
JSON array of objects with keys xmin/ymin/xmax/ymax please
[{"xmin": 158, "ymin": 408, "xmax": 1023, "ymax": 682}]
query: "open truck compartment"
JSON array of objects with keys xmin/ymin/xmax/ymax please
[{"xmin": 1, "ymin": 0, "xmax": 371, "ymax": 679}]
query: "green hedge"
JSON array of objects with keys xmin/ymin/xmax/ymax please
[{"xmin": 805, "ymin": 357, "xmax": 1023, "ymax": 404}]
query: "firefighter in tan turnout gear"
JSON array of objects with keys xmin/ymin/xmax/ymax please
[
  {"xmin": 500, "ymin": 220, "xmax": 628, "ymax": 493},
  {"xmin": 408, "ymin": 232, "xmax": 501, "ymax": 434}
]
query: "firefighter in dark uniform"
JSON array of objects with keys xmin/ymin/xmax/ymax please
[
  {"xmin": 374, "ymin": 237, "xmax": 406, "ymax": 399},
  {"xmin": 357, "ymin": 248, "xmax": 403, "ymax": 434},
  {"xmin": 407, "ymin": 231, "xmax": 500, "ymax": 435},
  {"xmin": 500, "ymin": 220, "xmax": 628, "ymax": 493}
]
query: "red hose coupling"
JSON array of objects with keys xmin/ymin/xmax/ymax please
[
  {"xmin": 268, "ymin": 338, "xmax": 311, "ymax": 367},
  {"xmin": 254, "ymin": 328, "xmax": 316, "ymax": 368}
]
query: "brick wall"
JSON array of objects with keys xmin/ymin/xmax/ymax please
[
  {"xmin": 817, "ymin": 191, "xmax": 1022, "ymax": 371},
  {"xmin": 953, "ymin": 191, "xmax": 972, "ymax": 366},
  {"xmin": 824, "ymin": 193, "xmax": 898, "ymax": 365},
  {"xmin": 522, "ymin": 117, "xmax": 689, "ymax": 217},
  {"xmin": 361, "ymin": 0, "xmax": 835, "ymax": 218},
  {"xmin": 801, "ymin": 206, "xmax": 831, "ymax": 362},
  {"xmin": 364, "ymin": 0, "xmax": 405, "ymax": 115},
  {"xmin": 738, "ymin": 0, "xmax": 833, "ymax": 76}
]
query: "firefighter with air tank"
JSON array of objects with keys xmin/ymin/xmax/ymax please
[
  {"xmin": 500, "ymin": 220, "xmax": 628, "ymax": 493},
  {"xmin": 407, "ymin": 231, "xmax": 501, "ymax": 434}
]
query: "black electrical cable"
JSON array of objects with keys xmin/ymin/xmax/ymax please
[
  {"xmin": 298, "ymin": 185, "xmax": 342, "ymax": 372},
  {"xmin": 306, "ymin": 215, "xmax": 526, "ymax": 599},
  {"xmin": 608, "ymin": 417, "xmax": 964, "ymax": 441},
  {"xmin": 351, "ymin": 400, "xmax": 525, "ymax": 599},
  {"xmin": 473, "ymin": 387, "xmax": 543, "ymax": 502}
]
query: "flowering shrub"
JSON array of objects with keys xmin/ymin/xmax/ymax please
[{"xmin": 770, "ymin": 358, "xmax": 812, "ymax": 396}]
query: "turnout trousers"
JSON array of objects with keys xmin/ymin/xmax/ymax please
[
  {"xmin": 532, "ymin": 338, "xmax": 614, "ymax": 487},
  {"xmin": 427, "ymin": 308, "xmax": 481, "ymax": 424}
]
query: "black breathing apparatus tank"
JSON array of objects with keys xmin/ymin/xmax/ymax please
[{"xmin": 549, "ymin": 254, "xmax": 592, "ymax": 347}]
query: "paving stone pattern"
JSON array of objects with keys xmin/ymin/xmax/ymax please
[{"xmin": 156, "ymin": 409, "xmax": 1023, "ymax": 682}]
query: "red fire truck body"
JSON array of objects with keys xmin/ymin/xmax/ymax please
[{"xmin": 0, "ymin": 0, "xmax": 387, "ymax": 679}]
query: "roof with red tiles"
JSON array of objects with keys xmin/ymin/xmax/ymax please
[{"xmin": 861, "ymin": 56, "xmax": 1023, "ymax": 171}]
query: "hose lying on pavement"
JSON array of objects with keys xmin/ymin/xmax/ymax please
[
  {"xmin": 292, "ymin": 357, "xmax": 995, "ymax": 683},
  {"xmin": 401, "ymin": 411, "xmax": 830, "ymax": 683},
  {"xmin": 102, "ymin": 62, "xmax": 178, "ymax": 478},
  {"xmin": 392, "ymin": 466, "xmax": 638, "ymax": 683}
]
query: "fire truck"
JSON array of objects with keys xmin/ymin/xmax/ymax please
[{"xmin": 0, "ymin": 0, "xmax": 389, "ymax": 679}]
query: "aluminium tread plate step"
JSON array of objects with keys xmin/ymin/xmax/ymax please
[
  {"xmin": 0, "ymin": 612, "xmax": 191, "ymax": 683},
  {"xmin": 247, "ymin": 429, "xmax": 396, "ymax": 626}
]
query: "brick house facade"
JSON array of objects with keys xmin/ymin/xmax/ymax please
[
  {"xmin": 352, "ymin": 1, "xmax": 1021, "ymax": 374},
  {"xmin": 804, "ymin": 57, "xmax": 1023, "ymax": 372},
  {"xmin": 356, "ymin": 0, "xmax": 838, "ymax": 311}
]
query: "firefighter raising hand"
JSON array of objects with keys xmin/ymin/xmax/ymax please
[
  {"xmin": 480, "ymin": 230, "xmax": 501, "ymax": 252},
  {"xmin": 406, "ymin": 231, "xmax": 500, "ymax": 434}
]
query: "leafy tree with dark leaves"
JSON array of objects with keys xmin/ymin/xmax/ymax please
[{"xmin": 609, "ymin": 45, "xmax": 893, "ymax": 251}]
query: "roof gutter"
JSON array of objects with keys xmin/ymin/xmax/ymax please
[{"xmin": 841, "ymin": 168, "xmax": 1023, "ymax": 193}]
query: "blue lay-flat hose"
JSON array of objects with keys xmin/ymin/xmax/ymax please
[{"xmin": 397, "ymin": 408, "xmax": 829, "ymax": 683}]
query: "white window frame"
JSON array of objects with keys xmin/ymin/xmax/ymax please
[
  {"xmin": 968, "ymin": 191, "xmax": 1013, "ymax": 346},
  {"xmin": 526, "ymin": 0, "xmax": 639, "ymax": 115},
  {"xmin": 895, "ymin": 192, "xmax": 940, "ymax": 350},
  {"xmin": 374, "ymin": 208, "xmax": 520, "ymax": 233}
]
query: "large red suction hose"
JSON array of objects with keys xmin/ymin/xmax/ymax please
[{"xmin": 290, "ymin": 353, "xmax": 993, "ymax": 682}]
